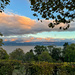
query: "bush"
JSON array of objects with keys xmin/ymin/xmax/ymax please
[{"xmin": 0, "ymin": 60, "xmax": 21, "ymax": 75}]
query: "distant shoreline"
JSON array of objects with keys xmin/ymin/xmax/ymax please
[{"xmin": 3, "ymin": 42, "xmax": 72, "ymax": 46}]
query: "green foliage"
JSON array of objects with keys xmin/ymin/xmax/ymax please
[
  {"xmin": 9, "ymin": 48, "xmax": 24, "ymax": 61},
  {"xmin": 64, "ymin": 43, "xmax": 75, "ymax": 62},
  {"xmin": 63, "ymin": 42, "xmax": 69, "ymax": 52},
  {"xmin": 51, "ymin": 47, "xmax": 61, "ymax": 61},
  {"xmin": 0, "ymin": 59, "xmax": 75, "ymax": 75},
  {"xmin": 59, "ymin": 63, "xmax": 75, "ymax": 75},
  {"xmin": 0, "ymin": 44, "xmax": 75, "ymax": 74},
  {"xmin": 24, "ymin": 62, "xmax": 75, "ymax": 75},
  {"xmin": 0, "ymin": 60, "xmax": 21, "ymax": 75},
  {"xmin": 0, "ymin": 48, "xmax": 9, "ymax": 59},
  {"xmin": 25, "ymin": 62, "xmax": 54, "ymax": 75},
  {"xmin": 0, "ymin": 60, "xmax": 75, "ymax": 75},
  {"xmin": 47, "ymin": 45, "xmax": 54, "ymax": 54},
  {"xmin": 29, "ymin": 0, "xmax": 75, "ymax": 29},
  {"xmin": 0, "ymin": 33, "xmax": 4, "ymax": 46},
  {"xmin": 23, "ymin": 51, "xmax": 35, "ymax": 62},
  {"xmin": 0, "ymin": 39, "xmax": 4, "ymax": 46},
  {"xmin": 34, "ymin": 45, "xmax": 48, "ymax": 55},
  {"xmin": 38, "ymin": 51, "xmax": 53, "ymax": 62}
]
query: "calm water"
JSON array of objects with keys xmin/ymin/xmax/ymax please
[
  {"xmin": 2, "ymin": 46, "xmax": 63, "ymax": 54},
  {"xmin": 2, "ymin": 46, "xmax": 35, "ymax": 54}
]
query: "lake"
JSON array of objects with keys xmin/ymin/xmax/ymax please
[
  {"xmin": 2, "ymin": 46, "xmax": 63, "ymax": 54},
  {"xmin": 2, "ymin": 46, "xmax": 35, "ymax": 54}
]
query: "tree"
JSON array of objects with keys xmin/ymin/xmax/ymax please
[
  {"xmin": 63, "ymin": 42, "xmax": 69, "ymax": 56},
  {"xmin": 47, "ymin": 45, "xmax": 54, "ymax": 55},
  {"xmin": 61, "ymin": 42, "xmax": 69, "ymax": 61},
  {"xmin": 63, "ymin": 42, "xmax": 69, "ymax": 50},
  {"xmin": 0, "ymin": 33, "xmax": 6, "ymax": 59},
  {"xmin": 29, "ymin": 0, "xmax": 75, "ymax": 29},
  {"xmin": 34, "ymin": 45, "xmax": 48, "ymax": 55},
  {"xmin": 0, "ymin": 32, "xmax": 4, "ymax": 46},
  {"xmin": 0, "ymin": 39, "xmax": 3, "ymax": 46},
  {"xmin": 51, "ymin": 47, "xmax": 61, "ymax": 61},
  {"xmin": 0, "ymin": 32, "xmax": 8, "ymax": 60},
  {"xmin": 0, "ymin": 0, "xmax": 10, "ymax": 12},
  {"xmin": 64, "ymin": 43, "xmax": 75, "ymax": 62},
  {"xmin": 9, "ymin": 48, "xmax": 24, "ymax": 61},
  {"xmin": 0, "ymin": 48, "xmax": 9, "ymax": 59},
  {"xmin": 23, "ymin": 51, "xmax": 35, "ymax": 62},
  {"xmin": 38, "ymin": 51, "xmax": 53, "ymax": 62}
]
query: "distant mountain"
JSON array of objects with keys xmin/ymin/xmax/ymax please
[{"xmin": 3, "ymin": 41, "xmax": 72, "ymax": 46}]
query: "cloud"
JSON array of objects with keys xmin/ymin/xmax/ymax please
[
  {"xmin": 0, "ymin": 13, "xmax": 35, "ymax": 36},
  {"xmin": 4, "ymin": 39, "xmax": 7, "ymax": 41},
  {"xmin": 4, "ymin": 38, "xmax": 18, "ymax": 42},
  {"xmin": 3, "ymin": 36, "xmax": 75, "ymax": 43},
  {"xmin": 0, "ymin": 12, "xmax": 75, "ymax": 36},
  {"xmin": 11, "ymin": 38, "xmax": 18, "ymax": 41}
]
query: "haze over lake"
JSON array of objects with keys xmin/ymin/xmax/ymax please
[{"xmin": 2, "ymin": 46, "xmax": 63, "ymax": 54}]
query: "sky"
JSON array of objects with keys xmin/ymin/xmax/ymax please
[{"xmin": 0, "ymin": 0, "xmax": 75, "ymax": 43}]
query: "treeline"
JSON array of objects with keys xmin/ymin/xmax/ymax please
[
  {"xmin": 0, "ymin": 42, "xmax": 75, "ymax": 63},
  {"xmin": 0, "ymin": 43, "xmax": 75, "ymax": 75}
]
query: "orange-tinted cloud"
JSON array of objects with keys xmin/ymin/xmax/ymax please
[
  {"xmin": 11, "ymin": 38, "xmax": 17, "ymax": 41},
  {"xmin": 4, "ymin": 39, "xmax": 8, "ymax": 41},
  {"xmin": 24, "ymin": 40, "xmax": 31, "ymax": 42},
  {"xmin": 17, "ymin": 16, "xmax": 35, "ymax": 29},
  {"xmin": 22, "ymin": 37, "xmax": 56, "ymax": 42},
  {"xmin": 44, "ymin": 38, "xmax": 50, "ymax": 41},
  {"xmin": 31, "ymin": 37, "xmax": 34, "ymax": 40},
  {"xmin": 23, "ymin": 37, "xmax": 35, "ymax": 42},
  {"xmin": 0, "ymin": 12, "xmax": 75, "ymax": 36},
  {"xmin": 37, "ymin": 38, "xmax": 42, "ymax": 40},
  {"xmin": 0, "ymin": 13, "xmax": 36, "ymax": 35},
  {"xmin": 3, "ymin": 36, "xmax": 75, "ymax": 43}
]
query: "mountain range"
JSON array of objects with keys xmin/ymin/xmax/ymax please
[{"xmin": 3, "ymin": 41, "xmax": 72, "ymax": 46}]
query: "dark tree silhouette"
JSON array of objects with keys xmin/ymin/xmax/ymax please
[
  {"xmin": 29, "ymin": 0, "xmax": 75, "ymax": 30},
  {"xmin": 0, "ymin": 32, "xmax": 4, "ymax": 46},
  {"xmin": 0, "ymin": 0, "xmax": 10, "ymax": 12}
]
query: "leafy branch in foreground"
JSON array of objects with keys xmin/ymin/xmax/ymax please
[
  {"xmin": 0, "ymin": 0, "xmax": 10, "ymax": 12},
  {"xmin": 29, "ymin": 0, "xmax": 75, "ymax": 30}
]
